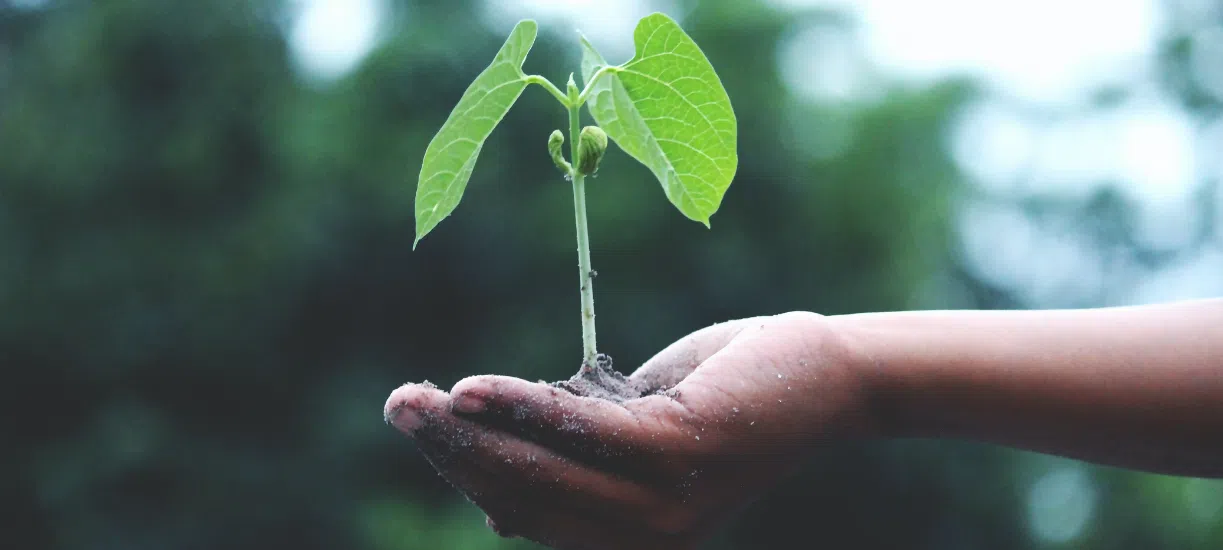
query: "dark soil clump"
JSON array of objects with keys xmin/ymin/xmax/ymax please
[{"xmin": 552, "ymin": 354, "xmax": 648, "ymax": 403}]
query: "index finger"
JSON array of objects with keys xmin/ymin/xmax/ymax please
[{"xmin": 449, "ymin": 375, "xmax": 695, "ymax": 475}]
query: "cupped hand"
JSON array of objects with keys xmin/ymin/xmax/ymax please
[{"xmin": 383, "ymin": 312, "xmax": 874, "ymax": 550}]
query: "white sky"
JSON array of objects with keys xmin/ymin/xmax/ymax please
[
  {"xmin": 286, "ymin": 0, "xmax": 1222, "ymax": 305},
  {"xmin": 288, "ymin": 0, "xmax": 386, "ymax": 81},
  {"xmin": 482, "ymin": 0, "xmax": 671, "ymax": 63},
  {"xmin": 765, "ymin": 0, "xmax": 1220, "ymax": 306}
]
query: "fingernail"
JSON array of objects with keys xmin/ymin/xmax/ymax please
[
  {"xmin": 452, "ymin": 393, "xmax": 486, "ymax": 415},
  {"xmin": 386, "ymin": 403, "xmax": 424, "ymax": 434}
]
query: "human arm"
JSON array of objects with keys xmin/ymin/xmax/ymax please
[
  {"xmin": 383, "ymin": 299, "xmax": 1223, "ymax": 548},
  {"xmin": 384, "ymin": 312, "xmax": 867, "ymax": 549},
  {"xmin": 838, "ymin": 298, "xmax": 1223, "ymax": 477}
]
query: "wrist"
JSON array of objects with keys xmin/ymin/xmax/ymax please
[
  {"xmin": 825, "ymin": 313, "xmax": 917, "ymax": 440},
  {"xmin": 775, "ymin": 311, "xmax": 893, "ymax": 440}
]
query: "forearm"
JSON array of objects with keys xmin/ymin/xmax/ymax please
[{"xmin": 832, "ymin": 299, "xmax": 1223, "ymax": 478}]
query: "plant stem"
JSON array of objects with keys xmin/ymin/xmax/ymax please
[
  {"xmin": 568, "ymin": 85, "xmax": 598, "ymax": 366},
  {"xmin": 575, "ymin": 65, "xmax": 617, "ymax": 105},
  {"xmin": 525, "ymin": 75, "xmax": 570, "ymax": 106}
]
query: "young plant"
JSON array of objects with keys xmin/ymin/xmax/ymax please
[{"xmin": 413, "ymin": 13, "xmax": 737, "ymax": 378}]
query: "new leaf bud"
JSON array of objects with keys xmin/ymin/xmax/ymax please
[
  {"xmin": 577, "ymin": 126, "xmax": 608, "ymax": 176},
  {"xmin": 547, "ymin": 129, "xmax": 571, "ymax": 175}
]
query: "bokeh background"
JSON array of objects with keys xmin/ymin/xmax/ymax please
[{"xmin": 4, "ymin": 0, "xmax": 1222, "ymax": 548}]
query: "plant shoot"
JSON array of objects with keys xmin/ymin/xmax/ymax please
[{"xmin": 412, "ymin": 13, "xmax": 738, "ymax": 369}]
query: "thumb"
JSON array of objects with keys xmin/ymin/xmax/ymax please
[{"xmin": 628, "ymin": 317, "xmax": 764, "ymax": 393}]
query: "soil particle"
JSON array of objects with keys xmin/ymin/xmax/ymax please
[{"xmin": 551, "ymin": 354, "xmax": 649, "ymax": 402}]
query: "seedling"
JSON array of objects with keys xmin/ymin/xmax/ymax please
[{"xmin": 413, "ymin": 13, "xmax": 737, "ymax": 391}]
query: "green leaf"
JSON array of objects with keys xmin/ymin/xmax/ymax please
[
  {"xmin": 580, "ymin": 13, "xmax": 738, "ymax": 227},
  {"xmin": 413, "ymin": 20, "xmax": 538, "ymax": 248}
]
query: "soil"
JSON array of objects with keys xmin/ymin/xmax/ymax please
[{"xmin": 551, "ymin": 353, "xmax": 652, "ymax": 402}]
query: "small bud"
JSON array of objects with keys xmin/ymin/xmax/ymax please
[
  {"xmin": 577, "ymin": 126, "xmax": 608, "ymax": 176},
  {"xmin": 547, "ymin": 129, "xmax": 571, "ymax": 175},
  {"xmin": 566, "ymin": 73, "xmax": 579, "ymax": 99}
]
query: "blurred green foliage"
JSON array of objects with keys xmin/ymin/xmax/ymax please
[{"xmin": 2, "ymin": 0, "xmax": 1220, "ymax": 549}]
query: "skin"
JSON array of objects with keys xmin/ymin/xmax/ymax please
[{"xmin": 384, "ymin": 298, "xmax": 1223, "ymax": 549}]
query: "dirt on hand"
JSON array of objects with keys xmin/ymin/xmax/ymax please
[{"xmin": 551, "ymin": 354, "xmax": 653, "ymax": 402}]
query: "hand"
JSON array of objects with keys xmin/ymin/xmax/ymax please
[{"xmin": 383, "ymin": 312, "xmax": 874, "ymax": 549}]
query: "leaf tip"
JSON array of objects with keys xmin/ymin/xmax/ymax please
[
  {"xmin": 513, "ymin": 19, "xmax": 539, "ymax": 42},
  {"xmin": 412, "ymin": 224, "xmax": 429, "ymax": 250},
  {"xmin": 577, "ymin": 31, "xmax": 595, "ymax": 48}
]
